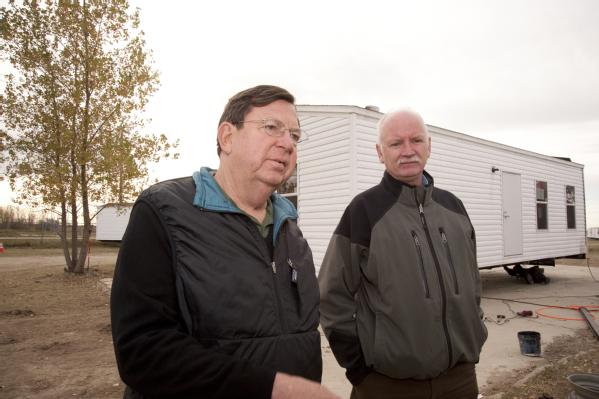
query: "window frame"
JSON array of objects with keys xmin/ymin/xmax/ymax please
[
  {"xmin": 277, "ymin": 166, "xmax": 298, "ymax": 210},
  {"xmin": 565, "ymin": 185, "xmax": 576, "ymax": 229},
  {"xmin": 535, "ymin": 180, "xmax": 548, "ymax": 230}
]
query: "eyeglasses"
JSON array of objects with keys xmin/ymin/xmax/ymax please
[{"xmin": 235, "ymin": 119, "xmax": 307, "ymax": 144}]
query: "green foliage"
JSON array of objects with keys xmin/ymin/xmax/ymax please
[{"xmin": 0, "ymin": 0, "xmax": 177, "ymax": 272}]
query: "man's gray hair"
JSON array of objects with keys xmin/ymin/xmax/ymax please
[{"xmin": 376, "ymin": 108, "xmax": 428, "ymax": 146}]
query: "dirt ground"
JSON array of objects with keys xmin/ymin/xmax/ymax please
[
  {"xmin": 0, "ymin": 248, "xmax": 122, "ymax": 399},
  {"xmin": 481, "ymin": 329, "xmax": 599, "ymax": 398},
  {"xmin": 0, "ymin": 244, "xmax": 598, "ymax": 399}
]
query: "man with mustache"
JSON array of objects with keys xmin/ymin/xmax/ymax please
[
  {"xmin": 111, "ymin": 85, "xmax": 339, "ymax": 399},
  {"xmin": 319, "ymin": 109, "xmax": 487, "ymax": 398}
]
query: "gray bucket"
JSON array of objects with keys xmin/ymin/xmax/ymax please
[
  {"xmin": 517, "ymin": 331, "xmax": 541, "ymax": 356},
  {"xmin": 568, "ymin": 374, "xmax": 599, "ymax": 399}
]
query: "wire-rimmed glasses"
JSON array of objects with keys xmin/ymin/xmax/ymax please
[{"xmin": 235, "ymin": 119, "xmax": 307, "ymax": 144}]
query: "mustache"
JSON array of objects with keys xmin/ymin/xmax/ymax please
[{"xmin": 398, "ymin": 157, "xmax": 420, "ymax": 164}]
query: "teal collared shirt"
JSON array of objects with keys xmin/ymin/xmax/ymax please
[{"xmin": 191, "ymin": 167, "xmax": 296, "ymax": 243}]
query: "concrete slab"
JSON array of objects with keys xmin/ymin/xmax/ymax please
[{"xmin": 320, "ymin": 264, "xmax": 599, "ymax": 398}]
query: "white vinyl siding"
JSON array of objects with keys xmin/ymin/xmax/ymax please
[
  {"xmin": 355, "ymin": 115, "xmax": 385, "ymax": 193},
  {"xmin": 297, "ymin": 113, "xmax": 354, "ymax": 268}
]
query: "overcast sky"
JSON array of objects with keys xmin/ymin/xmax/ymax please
[{"xmin": 1, "ymin": 0, "xmax": 598, "ymax": 226}]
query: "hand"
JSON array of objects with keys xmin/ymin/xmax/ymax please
[{"xmin": 271, "ymin": 372, "xmax": 341, "ymax": 399}]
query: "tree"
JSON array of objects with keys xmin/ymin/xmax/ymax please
[
  {"xmin": 0, "ymin": 129, "xmax": 6, "ymax": 169},
  {"xmin": 0, "ymin": 0, "xmax": 177, "ymax": 273}
]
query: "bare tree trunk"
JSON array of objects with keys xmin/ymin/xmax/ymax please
[
  {"xmin": 59, "ymin": 198, "xmax": 72, "ymax": 271},
  {"xmin": 70, "ymin": 147, "xmax": 80, "ymax": 273},
  {"xmin": 117, "ymin": 127, "xmax": 124, "ymax": 203},
  {"xmin": 77, "ymin": 164, "xmax": 91, "ymax": 272},
  {"xmin": 118, "ymin": 162, "xmax": 124, "ymax": 204}
]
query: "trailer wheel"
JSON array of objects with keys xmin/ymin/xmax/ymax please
[{"xmin": 503, "ymin": 264, "xmax": 550, "ymax": 284}]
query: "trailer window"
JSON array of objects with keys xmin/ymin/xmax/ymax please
[
  {"xmin": 566, "ymin": 185, "xmax": 575, "ymax": 229},
  {"xmin": 536, "ymin": 181, "xmax": 548, "ymax": 230},
  {"xmin": 278, "ymin": 166, "xmax": 297, "ymax": 210}
]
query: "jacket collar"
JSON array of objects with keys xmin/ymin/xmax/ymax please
[
  {"xmin": 191, "ymin": 167, "xmax": 297, "ymax": 242},
  {"xmin": 381, "ymin": 170, "xmax": 434, "ymax": 206}
]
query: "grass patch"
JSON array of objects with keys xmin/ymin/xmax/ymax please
[{"xmin": 0, "ymin": 239, "xmax": 119, "ymax": 251}]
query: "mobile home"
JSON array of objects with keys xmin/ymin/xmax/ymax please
[{"xmin": 295, "ymin": 105, "xmax": 586, "ymax": 272}]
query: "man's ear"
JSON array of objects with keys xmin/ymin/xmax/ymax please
[
  {"xmin": 217, "ymin": 122, "xmax": 235, "ymax": 155},
  {"xmin": 376, "ymin": 143, "xmax": 384, "ymax": 164}
]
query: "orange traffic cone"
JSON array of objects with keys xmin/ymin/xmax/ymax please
[{"xmin": 0, "ymin": 242, "xmax": 4, "ymax": 254}]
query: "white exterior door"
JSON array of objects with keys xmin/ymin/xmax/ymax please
[{"xmin": 502, "ymin": 172, "xmax": 523, "ymax": 256}]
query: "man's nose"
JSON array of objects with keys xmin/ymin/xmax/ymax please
[
  {"xmin": 399, "ymin": 143, "xmax": 415, "ymax": 156},
  {"xmin": 276, "ymin": 131, "xmax": 295, "ymax": 151}
]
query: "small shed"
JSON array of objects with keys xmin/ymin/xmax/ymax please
[
  {"xmin": 296, "ymin": 105, "xmax": 587, "ymax": 272},
  {"xmin": 95, "ymin": 204, "xmax": 133, "ymax": 241}
]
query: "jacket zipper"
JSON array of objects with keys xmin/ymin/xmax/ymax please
[
  {"xmin": 415, "ymin": 194, "xmax": 453, "ymax": 369},
  {"xmin": 440, "ymin": 228, "xmax": 460, "ymax": 295},
  {"xmin": 411, "ymin": 231, "xmax": 430, "ymax": 298},
  {"xmin": 270, "ymin": 248, "xmax": 288, "ymax": 334},
  {"xmin": 246, "ymin": 216, "xmax": 288, "ymax": 334},
  {"xmin": 288, "ymin": 258, "xmax": 298, "ymax": 284}
]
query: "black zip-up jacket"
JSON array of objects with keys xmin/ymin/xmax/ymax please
[
  {"xmin": 319, "ymin": 171, "xmax": 487, "ymax": 385},
  {"xmin": 111, "ymin": 168, "xmax": 322, "ymax": 398}
]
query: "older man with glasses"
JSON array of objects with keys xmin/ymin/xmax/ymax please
[{"xmin": 111, "ymin": 85, "xmax": 339, "ymax": 399}]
